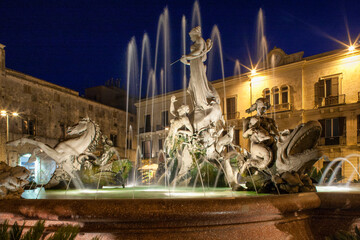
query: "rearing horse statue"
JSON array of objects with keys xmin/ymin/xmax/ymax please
[{"xmin": 8, "ymin": 118, "xmax": 101, "ymax": 183}]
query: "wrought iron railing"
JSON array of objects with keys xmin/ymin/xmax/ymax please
[
  {"xmin": 320, "ymin": 94, "xmax": 346, "ymax": 107},
  {"xmin": 224, "ymin": 112, "xmax": 240, "ymax": 120},
  {"xmin": 319, "ymin": 136, "xmax": 346, "ymax": 146}
]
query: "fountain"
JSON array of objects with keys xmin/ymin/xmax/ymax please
[{"xmin": 1, "ymin": 2, "xmax": 360, "ymax": 239}]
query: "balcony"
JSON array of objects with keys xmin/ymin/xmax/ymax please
[
  {"xmin": 224, "ymin": 112, "xmax": 240, "ymax": 120},
  {"xmin": 156, "ymin": 125, "xmax": 167, "ymax": 131},
  {"xmin": 320, "ymin": 94, "xmax": 346, "ymax": 107},
  {"xmin": 319, "ymin": 136, "xmax": 346, "ymax": 146},
  {"xmin": 269, "ymin": 103, "xmax": 292, "ymax": 112}
]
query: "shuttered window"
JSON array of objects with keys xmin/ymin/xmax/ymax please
[{"xmin": 226, "ymin": 97, "xmax": 236, "ymax": 119}]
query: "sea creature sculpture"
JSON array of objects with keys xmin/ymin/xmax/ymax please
[
  {"xmin": 0, "ymin": 162, "xmax": 30, "ymax": 199},
  {"xmin": 240, "ymin": 98, "xmax": 322, "ymax": 193},
  {"xmin": 7, "ymin": 118, "xmax": 120, "ymax": 188}
]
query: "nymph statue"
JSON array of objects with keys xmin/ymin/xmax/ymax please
[{"xmin": 180, "ymin": 26, "xmax": 219, "ymax": 110}]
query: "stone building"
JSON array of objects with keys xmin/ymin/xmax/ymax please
[
  {"xmin": 85, "ymin": 78, "xmax": 137, "ymax": 114},
  {"xmin": 136, "ymin": 46, "xmax": 360, "ymax": 182},
  {"xmin": 0, "ymin": 44, "xmax": 136, "ymax": 182}
]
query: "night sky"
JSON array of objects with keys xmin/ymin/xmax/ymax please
[{"xmin": 0, "ymin": 0, "xmax": 359, "ymax": 95}]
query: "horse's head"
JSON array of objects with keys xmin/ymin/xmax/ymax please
[{"xmin": 67, "ymin": 118, "xmax": 90, "ymax": 136}]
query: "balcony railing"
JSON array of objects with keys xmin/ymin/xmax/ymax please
[
  {"xmin": 320, "ymin": 94, "xmax": 346, "ymax": 107},
  {"xmin": 156, "ymin": 125, "xmax": 167, "ymax": 131},
  {"xmin": 269, "ymin": 102, "xmax": 292, "ymax": 112},
  {"xmin": 319, "ymin": 136, "xmax": 346, "ymax": 146},
  {"xmin": 224, "ymin": 112, "xmax": 240, "ymax": 120}
]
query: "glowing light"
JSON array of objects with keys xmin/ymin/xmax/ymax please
[
  {"xmin": 348, "ymin": 45, "xmax": 355, "ymax": 51},
  {"xmin": 0, "ymin": 110, "xmax": 6, "ymax": 116},
  {"xmin": 251, "ymin": 69, "xmax": 257, "ymax": 75},
  {"xmin": 12, "ymin": 112, "xmax": 19, "ymax": 117},
  {"xmin": 165, "ymin": 127, "xmax": 169, "ymax": 131}
]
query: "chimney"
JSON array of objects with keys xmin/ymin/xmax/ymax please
[{"xmin": 0, "ymin": 44, "xmax": 5, "ymax": 74}]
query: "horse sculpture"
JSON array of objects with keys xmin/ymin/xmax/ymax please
[{"xmin": 8, "ymin": 118, "xmax": 102, "ymax": 187}]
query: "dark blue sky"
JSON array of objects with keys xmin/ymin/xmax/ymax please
[{"xmin": 0, "ymin": 0, "xmax": 359, "ymax": 94}]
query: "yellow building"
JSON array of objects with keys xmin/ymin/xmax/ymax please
[{"xmin": 136, "ymin": 47, "xmax": 360, "ymax": 182}]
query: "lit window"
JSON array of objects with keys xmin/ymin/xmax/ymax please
[{"xmin": 316, "ymin": 76, "xmax": 340, "ymax": 106}]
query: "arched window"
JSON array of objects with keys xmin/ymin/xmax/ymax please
[
  {"xmin": 272, "ymin": 87, "xmax": 280, "ymax": 105},
  {"xmin": 263, "ymin": 88, "xmax": 270, "ymax": 103},
  {"xmin": 281, "ymin": 85, "xmax": 289, "ymax": 104}
]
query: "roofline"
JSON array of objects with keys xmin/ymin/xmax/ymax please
[{"xmin": 136, "ymin": 46, "xmax": 360, "ymax": 104}]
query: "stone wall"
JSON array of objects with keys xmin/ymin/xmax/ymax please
[{"xmin": 0, "ymin": 47, "xmax": 137, "ymax": 167}]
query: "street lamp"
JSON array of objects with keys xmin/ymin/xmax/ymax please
[{"xmin": 1, "ymin": 110, "xmax": 19, "ymax": 142}]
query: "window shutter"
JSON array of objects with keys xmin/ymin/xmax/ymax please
[
  {"xmin": 319, "ymin": 119, "xmax": 325, "ymax": 137},
  {"xmin": 318, "ymin": 80, "xmax": 325, "ymax": 98},
  {"xmin": 226, "ymin": 97, "xmax": 236, "ymax": 114},
  {"xmin": 331, "ymin": 77, "xmax": 339, "ymax": 96},
  {"xmin": 339, "ymin": 117, "xmax": 346, "ymax": 136},
  {"xmin": 314, "ymin": 82, "xmax": 320, "ymax": 106}
]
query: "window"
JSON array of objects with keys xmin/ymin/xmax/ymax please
[
  {"xmin": 127, "ymin": 138, "xmax": 132, "ymax": 149},
  {"xmin": 263, "ymin": 89, "xmax": 270, "ymax": 104},
  {"xmin": 272, "ymin": 87, "xmax": 279, "ymax": 105},
  {"xmin": 54, "ymin": 93, "xmax": 60, "ymax": 102},
  {"xmin": 161, "ymin": 111, "xmax": 169, "ymax": 127},
  {"xmin": 23, "ymin": 85, "xmax": 31, "ymax": 94},
  {"xmin": 316, "ymin": 76, "xmax": 341, "ymax": 106},
  {"xmin": 226, "ymin": 97, "xmax": 236, "ymax": 119},
  {"xmin": 159, "ymin": 139, "xmax": 163, "ymax": 151},
  {"xmin": 281, "ymin": 86, "xmax": 289, "ymax": 104},
  {"xmin": 142, "ymin": 140, "xmax": 152, "ymax": 158},
  {"xmin": 110, "ymin": 134, "xmax": 118, "ymax": 147},
  {"xmin": 234, "ymin": 129, "xmax": 240, "ymax": 146},
  {"xmin": 23, "ymin": 119, "xmax": 36, "ymax": 136},
  {"xmin": 319, "ymin": 117, "xmax": 346, "ymax": 145},
  {"xmin": 145, "ymin": 114, "xmax": 151, "ymax": 132}
]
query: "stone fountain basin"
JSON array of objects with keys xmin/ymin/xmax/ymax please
[{"xmin": 0, "ymin": 190, "xmax": 358, "ymax": 239}]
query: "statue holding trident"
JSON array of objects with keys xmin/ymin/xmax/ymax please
[{"xmin": 180, "ymin": 26, "xmax": 220, "ymax": 110}]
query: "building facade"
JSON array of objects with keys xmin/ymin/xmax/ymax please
[
  {"xmin": 0, "ymin": 44, "xmax": 136, "ymax": 181},
  {"xmin": 136, "ymin": 47, "xmax": 360, "ymax": 182}
]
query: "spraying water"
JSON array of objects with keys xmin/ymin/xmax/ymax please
[{"xmin": 191, "ymin": 0, "xmax": 201, "ymax": 28}]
